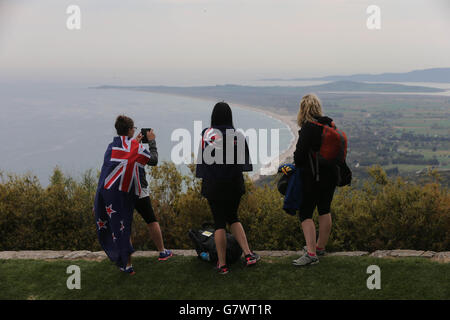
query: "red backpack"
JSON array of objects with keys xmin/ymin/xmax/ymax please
[{"xmin": 309, "ymin": 120, "xmax": 350, "ymax": 185}]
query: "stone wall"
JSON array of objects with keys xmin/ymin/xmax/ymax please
[{"xmin": 0, "ymin": 250, "xmax": 449, "ymax": 262}]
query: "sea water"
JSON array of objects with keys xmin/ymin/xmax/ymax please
[{"xmin": 0, "ymin": 82, "xmax": 293, "ymax": 186}]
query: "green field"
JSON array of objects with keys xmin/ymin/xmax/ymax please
[
  {"xmin": 331, "ymin": 95, "xmax": 450, "ymax": 176},
  {"xmin": 1, "ymin": 256, "xmax": 448, "ymax": 300}
]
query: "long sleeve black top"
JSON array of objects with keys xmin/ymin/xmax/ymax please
[{"xmin": 293, "ymin": 116, "xmax": 337, "ymax": 187}]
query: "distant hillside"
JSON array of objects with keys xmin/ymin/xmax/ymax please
[
  {"xmin": 95, "ymin": 81, "xmax": 446, "ymax": 114},
  {"xmin": 262, "ymin": 68, "xmax": 450, "ymax": 83},
  {"xmin": 96, "ymin": 80, "xmax": 444, "ymax": 95},
  {"xmin": 296, "ymin": 80, "xmax": 443, "ymax": 92}
]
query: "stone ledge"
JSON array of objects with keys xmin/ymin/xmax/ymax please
[
  {"xmin": 327, "ymin": 251, "xmax": 369, "ymax": 257},
  {"xmin": 253, "ymin": 250, "xmax": 302, "ymax": 257},
  {"xmin": 432, "ymin": 252, "xmax": 450, "ymax": 263},
  {"xmin": 0, "ymin": 250, "xmax": 448, "ymax": 261},
  {"xmin": 369, "ymin": 250, "xmax": 440, "ymax": 258},
  {"xmin": 0, "ymin": 250, "xmax": 72, "ymax": 260}
]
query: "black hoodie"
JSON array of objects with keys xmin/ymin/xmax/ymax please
[{"xmin": 293, "ymin": 116, "xmax": 338, "ymax": 187}]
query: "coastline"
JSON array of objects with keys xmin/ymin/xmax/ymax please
[
  {"xmin": 138, "ymin": 90, "xmax": 299, "ymax": 181},
  {"xmin": 230, "ymin": 102, "xmax": 298, "ymax": 181}
]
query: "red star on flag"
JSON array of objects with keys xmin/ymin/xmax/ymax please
[
  {"xmin": 105, "ymin": 204, "xmax": 116, "ymax": 219},
  {"xmin": 96, "ymin": 218, "xmax": 107, "ymax": 231}
]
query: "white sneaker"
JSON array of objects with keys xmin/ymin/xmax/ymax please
[{"xmin": 292, "ymin": 253, "xmax": 319, "ymax": 266}]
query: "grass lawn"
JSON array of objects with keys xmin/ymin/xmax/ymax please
[{"xmin": 0, "ymin": 256, "xmax": 448, "ymax": 300}]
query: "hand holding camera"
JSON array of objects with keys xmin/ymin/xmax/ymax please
[{"xmin": 136, "ymin": 128, "xmax": 155, "ymax": 144}]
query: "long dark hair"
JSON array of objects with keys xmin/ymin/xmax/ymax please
[{"xmin": 211, "ymin": 102, "xmax": 234, "ymax": 128}]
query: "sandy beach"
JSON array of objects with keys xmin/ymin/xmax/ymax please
[{"xmin": 231, "ymin": 102, "xmax": 299, "ymax": 181}]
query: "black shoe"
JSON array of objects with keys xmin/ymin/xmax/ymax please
[
  {"xmin": 119, "ymin": 265, "xmax": 136, "ymax": 275},
  {"xmin": 216, "ymin": 264, "xmax": 229, "ymax": 275},
  {"xmin": 244, "ymin": 252, "xmax": 260, "ymax": 266}
]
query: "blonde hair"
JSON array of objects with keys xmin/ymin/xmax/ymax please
[{"xmin": 297, "ymin": 93, "xmax": 323, "ymax": 127}]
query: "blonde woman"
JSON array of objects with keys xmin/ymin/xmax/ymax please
[{"xmin": 292, "ymin": 94, "xmax": 338, "ymax": 266}]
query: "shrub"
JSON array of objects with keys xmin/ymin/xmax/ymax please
[
  {"xmin": 330, "ymin": 166, "xmax": 450, "ymax": 251},
  {"xmin": 0, "ymin": 164, "xmax": 448, "ymax": 252},
  {"xmin": 0, "ymin": 168, "xmax": 100, "ymax": 250}
]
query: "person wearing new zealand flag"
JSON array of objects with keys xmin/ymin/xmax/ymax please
[{"xmin": 93, "ymin": 115, "xmax": 157, "ymax": 274}]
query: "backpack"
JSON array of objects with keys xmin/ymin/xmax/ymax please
[
  {"xmin": 277, "ymin": 163, "xmax": 295, "ymax": 195},
  {"xmin": 188, "ymin": 223, "xmax": 243, "ymax": 264},
  {"xmin": 277, "ymin": 164, "xmax": 303, "ymax": 215},
  {"xmin": 309, "ymin": 120, "xmax": 352, "ymax": 186}
]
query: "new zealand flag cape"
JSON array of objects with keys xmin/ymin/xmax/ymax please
[{"xmin": 94, "ymin": 136, "xmax": 152, "ymax": 268}]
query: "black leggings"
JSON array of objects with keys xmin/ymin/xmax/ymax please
[
  {"xmin": 134, "ymin": 196, "xmax": 157, "ymax": 224},
  {"xmin": 207, "ymin": 196, "xmax": 241, "ymax": 230},
  {"xmin": 298, "ymin": 183, "xmax": 336, "ymax": 222}
]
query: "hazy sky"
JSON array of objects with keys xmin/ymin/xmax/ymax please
[{"xmin": 0, "ymin": 0, "xmax": 449, "ymax": 85}]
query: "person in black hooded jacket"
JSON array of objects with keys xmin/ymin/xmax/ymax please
[
  {"xmin": 196, "ymin": 102, "xmax": 260, "ymax": 274},
  {"xmin": 292, "ymin": 94, "xmax": 338, "ymax": 267}
]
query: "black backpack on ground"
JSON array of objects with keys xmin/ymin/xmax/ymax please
[{"xmin": 188, "ymin": 223, "xmax": 243, "ymax": 265}]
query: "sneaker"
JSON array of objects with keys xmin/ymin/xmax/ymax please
[
  {"xmin": 119, "ymin": 265, "xmax": 136, "ymax": 275},
  {"xmin": 244, "ymin": 252, "xmax": 261, "ymax": 267},
  {"xmin": 216, "ymin": 264, "xmax": 229, "ymax": 275},
  {"xmin": 158, "ymin": 249, "xmax": 173, "ymax": 261},
  {"xmin": 292, "ymin": 252, "xmax": 319, "ymax": 266},
  {"xmin": 303, "ymin": 246, "xmax": 326, "ymax": 256}
]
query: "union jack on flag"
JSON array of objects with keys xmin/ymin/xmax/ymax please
[{"xmin": 103, "ymin": 136, "xmax": 151, "ymax": 196}]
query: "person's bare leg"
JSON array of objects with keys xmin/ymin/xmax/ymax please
[
  {"xmin": 230, "ymin": 222, "xmax": 251, "ymax": 256},
  {"xmin": 317, "ymin": 213, "xmax": 332, "ymax": 249},
  {"xmin": 147, "ymin": 222, "xmax": 165, "ymax": 252},
  {"xmin": 301, "ymin": 219, "xmax": 317, "ymax": 254},
  {"xmin": 215, "ymin": 229, "xmax": 227, "ymax": 266}
]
